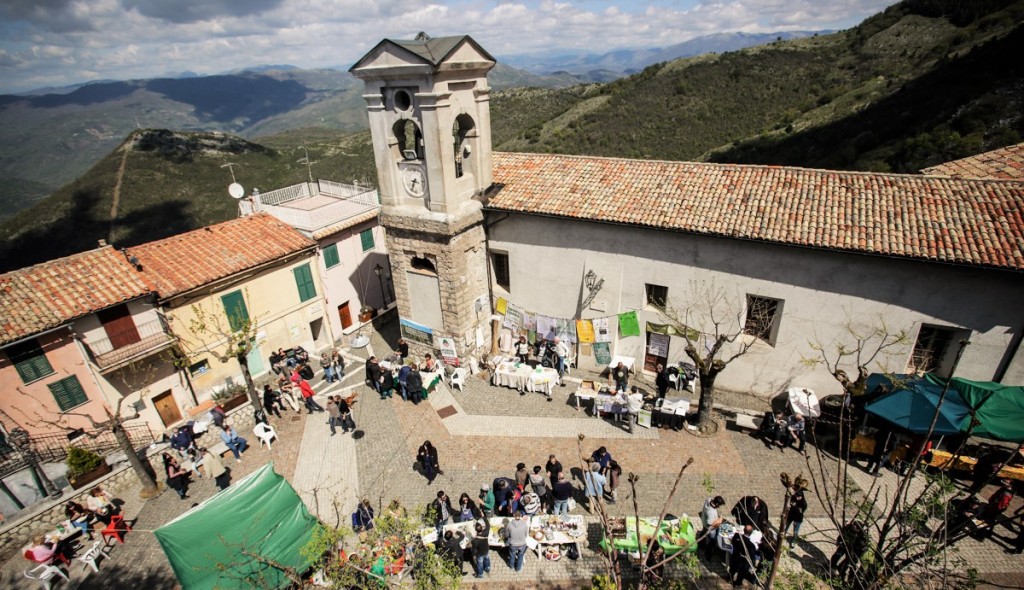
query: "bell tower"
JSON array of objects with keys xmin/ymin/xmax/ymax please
[{"xmin": 351, "ymin": 33, "xmax": 495, "ymax": 360}]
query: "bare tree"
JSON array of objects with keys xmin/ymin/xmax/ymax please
[
  {"xmin": 658, "ymin": 281, "xmax": 772, "ymax": 433},
  {"xmin": 175, "ymin": 292, "xmax": 263, "ymax": 409}
]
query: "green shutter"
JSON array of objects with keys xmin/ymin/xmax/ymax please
[
  {"xmin": 48, "ymin": 376, "xmax": 88, "ymax": 411},
  {"xmin": 293, "ymin": 264, "xmax": 316, "ymax": 302},
  {"xmin": 221, "ymin": 291, "xmax": 249, "ymax": 332},
  {"xmin": 7, "ymin": 339, "xmax": 54, "ymax": 384},
  {"xmin": 323, "ymin": 243, "xmax": 340, "ymax": 269},
  {"xmin": 360, "ymin": 229, "xmax": 375, "ymax": 252}
]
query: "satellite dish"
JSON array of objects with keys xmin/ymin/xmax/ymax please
[{"xmin": 228, "ymin": 183, "xmax": 245, "ymax": 199}]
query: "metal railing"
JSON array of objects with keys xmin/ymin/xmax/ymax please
[
  {"xmin": 255, "ymin": 183, "xmax": 312, "ymax": 207},
  {"xmin": 239, "ymin": 179, "xmax": 381, "ymax": 232},
  {"xmin": 85, "ymin": 319, "xmax": 176, "ymax": 369},
  {"xmin": 0, "ymin": 424, "xmax": 156, "ymax": 480}
]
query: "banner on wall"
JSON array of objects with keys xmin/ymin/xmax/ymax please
[
  {"xmin": 576, "ymin": 320, "xmax": 595, "ymax": 343},
  {"xmin": 593, "ymin": 342, "xmax": 612, "ymax": 365},
  {"xmin": 438, "ymin": 336, "xmax": 459, "ymax": 366},
  {"xmin": 400, "ymin": 318, "xmax": 434, "ymax": 346},
  {"xmin": 618, "ymin": 311, "xmax": 641, "ymax": 337},
  {"xmin": 647, "ymin": 332, "xmax": 670, "ymax": 357}
]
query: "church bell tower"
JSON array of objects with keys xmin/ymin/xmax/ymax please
[{"xmin": 351, "ymin": 32, "xmax": 495, "ymax": 360}]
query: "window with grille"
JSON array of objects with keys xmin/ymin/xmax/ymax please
[
  {"xmin": 221, "ymin": 290, "xmax": 249, "ymax": 332},
  {"xmin": 189, "ymin": 359, "xmax": 211, "ymax": 377},
  {"xmin": 492, "ymin": 252, "xmax": 510, "ymax": 291},
  {"xmin": 294, "ymin": 264, "xmax": 317, "ymax": 302},
  {"xmin": 908, "ymin": 325, "xmax": 958, "ymax": 375},
  {"xmin": 323, "ymin": 243, "xmax": 340, "ymax": 269},
  {"xmin": 5, "ymin": 338, "xmax": 54, "ymax": 384},
  {"xmin": 360, "ymin": 229, "xmax": 375, "ymax": 252},
  {"xmin": 645, "ymin": 284, "xmax": 668, "ymax": 308},
  {"xmin": 48, "ymin": 375, "xmax": 88, "ymax": 412},
  {"xmin": 743, "ymin": 295, "xmax": 783, "ymax": 345}
]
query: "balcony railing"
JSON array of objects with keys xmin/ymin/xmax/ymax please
[
  {"xmin": 0, "ymin": 424, "xmax": 155, "ymax": 480},
  {"xmin": 86, "ymin": 319, "xmax": 176, "ymax": 370},
  {"xmin": 239, "ymin": 180, "xmax": 380, "ymax": 233}
]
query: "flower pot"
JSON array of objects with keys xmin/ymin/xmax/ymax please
[
  {"xmin": 220, "ymin": 394, "xmax": 249, "ymax": 412},
  {"xmin": 358, "ymin": 308, "xmax": 376, "ymax": 323},
  {"xmin": 69, "ymin": 462, "xmax": 112, "ymax": 490}
]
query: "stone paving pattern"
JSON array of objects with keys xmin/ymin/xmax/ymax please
[{"xmin": 1, "ymin": 313, "xmax": 1022, "ymax": 589}]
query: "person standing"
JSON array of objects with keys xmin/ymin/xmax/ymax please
[
  {"xmin": 219, "ymin": 425, "xmax": 248, "ymax": 463},
  {"xmin": 440, "ymin": 530, "xmax": 465, "ymax": 575},
  {"xmin": 396, "ymin": 338, "xmax": 409, "ymax": 362},
  {"xmin": 546, "ymin": 454, "xmax": 563, "ymax": 487},
  {"xmin": 591, "ymin": 447, "xmax": 613, "ymax": 476},
  {"xmin": 551, "ymin": 472, "xmax": 574, "ymax": 515},
  {"xmin": 418, "ymin": 440, "xmax": 440, "ymax": 484},
  {"xmin": 202, "ymin": 447, "xmax": 230, "ymax": 490},
  {"xmin": 606, "ymin": 460, "xmax": 622, "ymax": 505},
  {"xmin": 331, "ymin": 349, "xmax": 346, "ymax": 380},
  {"xmin": 471, "ymin": 521, "xmax": 491, "ymax": 578},
  {"xmin": 553, "ymin": 337, "xmax": 569, "ymax": 384},
  {"xmin": 319, "ymin": 352, "xmax": 334, "ymax": 383},
  {"xmin": 626, "ymin": 387, "xmax": 644, "ymax": 432},
  {"xmin": 729, "ymin": 524, "xmax": 760, "ymax": 588},
  {"xmin": 379, "ymin": 369, "xmax": 395, "ymax": 400},
  {"xmin": 612, "ymin": 361, "xmax": 629, "ymax": 393},
  {"xmin": 732, "ymin": 495, "xmax": 769, "ymax": 533},
  {"xmin": 397, "ymin": 363, "xmax": 412, "ymax": 401},
  {"xmin": 584, "ymin": 462, "xmax": 607, "ymax": 513},
  {"xmin": 163, "ymin": 452, "xmax": 189, "ymax": 499},
  {"xmin": 407, "ymin": 366, "xmax": 424, "ymax": 404},
  {"xmin": 479, "ymin": 483, "xmax": 495, "ymax": 518},
  {"xmin": 514, "ymin": 462, "xmax": 529, "ymax": 489},
  {"xmin": 504, "ymin": 511, "xmax": 529, "ymax": 573},
  {"xmin": 978, "ymin": 480, "xmax": 1015, "ymax": 539},
  {"xmin": 700, "ymin": 495, "xmax": 726, "ymax": 556},
  {"xmin": 785, "ymin": 486, "xmax": 808, "ymax": 546},
  {"xmin": 366, "ymin": 356, "xmax": 382, "ymax": 393},
  {"xmin": 515, "ymin": 336, "xmax": 531, "ymax": 364},
  {"xmin": 431, "ymin": 490, "xmax": 454, "ymax": 537},
  {"xmin": 865, "ymin": 427, "xmax": 894, "ymax": 476},
  {"xmin": 338, "ymin": 395, "xmax": 355, "ymax": 434},
  {"xmin": 326, "ymin": 396, "xmax": 341, "ymax": 436},
  {"xmin": 299, "ymin": 378, "xmax": 325, "ymax": 413},
  {"xmin": 457, "ymin": 493, "xmax": 482, "ymax": 522},
  {"xmin": 529, "ymin": 466, "xmax": 550, "ymax": 512},
  {"xmin": 655, "ymin": 364, "xmax": 671, "ymax": 399}
]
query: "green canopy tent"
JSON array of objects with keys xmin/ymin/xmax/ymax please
[
  {"xmin": 154, "ymin": 463, "xmax": 322, "ymax": 590},
  {"xmin": 924, "ymin": 375, "xmax": 1024, "ymax": 442}
]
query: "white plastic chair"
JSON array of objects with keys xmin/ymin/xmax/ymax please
[
  {"xmin": 77, "ymin": 540, "xmax": 105, "ymax": 573},
  {"xmin": 24, "ymin": 563, "xmax": 69, "ymax": 590},
  {"xmin": 449, "ymin": 368, "xmax": 469, "ymax": 391},
  {"xmin": 254, "ymin": 423, "xmax": 277, "ymax": 450}
]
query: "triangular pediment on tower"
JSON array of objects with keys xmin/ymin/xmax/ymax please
[{"xmin": 350, "ymin": 34, "xmax": 495, "ymax": 78}]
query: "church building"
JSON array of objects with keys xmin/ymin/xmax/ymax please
[{"xmin": 352, "ymin": 33, "xmax": 1024, "ymax": 397}]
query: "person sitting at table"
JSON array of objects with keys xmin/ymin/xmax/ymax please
[
  {"xmin": 86, "ymin": 486, "xmax": 117, "ymax": 514},
  {"xmin": 26, "ymin": 535, "xmax": 68, "ymax": 565},
  {"xmin": 456, "ymin": 492, "xmax": 482, "ymax": 522},
  {"xmin": 422, "ymin": 353, "xmax": 437, "ymax": 372},
  {"xmin": 64, "ymin": 501, "xmax": 93, "ymax": 539},
  {"xmin": 514, "ymin": 335, "xmax": 531, "ymax": 364}
]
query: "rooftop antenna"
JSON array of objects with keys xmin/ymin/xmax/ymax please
[
  {"xmin": 297, "ymin": 146, "xmax": 317, "ymax": 183},
  {"xmin": 222, "ymin": 162, "xmax": 246, "ymax": 200}
]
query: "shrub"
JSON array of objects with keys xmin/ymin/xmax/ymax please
[{"xmin": 66, "ymin": 446, "xmax": 104, "ymax": 479}]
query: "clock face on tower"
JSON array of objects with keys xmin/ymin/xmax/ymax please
[{"xmin": 402, "ymin": 166, "xmax": 426, "ymax": 197}]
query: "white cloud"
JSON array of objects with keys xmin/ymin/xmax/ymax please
[{"xmin": 0, "ymin": 0, "xmax": 896, "ymax": 93}]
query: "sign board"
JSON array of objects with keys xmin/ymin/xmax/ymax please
[
  {"xmin": 400, "ymin": 318, "xmax": 434, "ymax": 346},
  {"xmin": 637, "ymin": 409, "xmax": 653, "ymax": 429},
  {"xmin": 438, "ymin": 336, "xmax": 458, "ymax": 366},
  {"xmin": 647, "ymin": 332, "xmax": 670, "ymax": 357},
  {"xmin": 593, "ymin": 342, "xmax": 612, "ymax": 366}
]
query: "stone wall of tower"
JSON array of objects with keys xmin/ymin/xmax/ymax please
[{"xmin": 382, "ymin": 207, "xmax": 492, "ymax": 361}]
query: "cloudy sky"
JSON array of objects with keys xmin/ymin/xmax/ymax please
[{"xmin": 0, "ymin": 0, "xmax": 895, "ymax": 94}]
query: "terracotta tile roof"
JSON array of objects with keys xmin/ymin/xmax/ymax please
[
  {"xmin": 0, "ymin": 246, "xmax": 151, "ymax": 346},
  {"xmin": 489, "ymin": 152, "xmax": 1024, "ymax": 271},
  {"xmin": 128, "ymin": 213, "xmax": 316, "ymax": 299},
  {"xmin": 922, "ymin": 143, "xmax": 1024, "ymax": 180},
  {"xmin": 311, "ymin": 210, "xmax": 380, "ymax": 240}
]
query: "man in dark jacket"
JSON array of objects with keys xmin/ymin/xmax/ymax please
[
  {"xmin": 431, "ymin": 490, "xmax": 454, "ymax": 537},
  {"xmin": 407, "ymin": 366, "xmax": 424, "ymax": 404},
  {"xmin": 732, "ymin": 496, "xmax": 770, "ymax": 533},
  {"xmin": 439, "ymin": 529, "xmax": 465, "ymax": 574},
  {"xmin": 471, "ymin": 522, "xmax": 491, "ymax": 578},
  {"xmin": 492, "ymin": 477, "xmax": 517, "ymax": 516},
  {"xmin": 365, "ymin": 356, "xmax": 382, "ymax": 392},
  {"xmin": 655, "ymin": 364, "xmax": 671, "ymax": 399},
  {"xmin": 729, "ymin": 524, "xmax": 759, "ymax": 587}
]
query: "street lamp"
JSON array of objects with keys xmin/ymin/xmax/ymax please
[
  {"xmin": 9, "ymin": 428, "xmax": 61, "ymax": 499},
  {"xmin": 373, "ymin": 263, "xmax": 389, "ymax": 306}
]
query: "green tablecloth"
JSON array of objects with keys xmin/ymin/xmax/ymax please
[{"xmin": 599, "ymin": 517, "xmax": 697, "ymax": 555}]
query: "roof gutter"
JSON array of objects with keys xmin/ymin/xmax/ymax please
[{"xmin": 0, "ymin": 324, "xmax": 72, "ymax": 350}]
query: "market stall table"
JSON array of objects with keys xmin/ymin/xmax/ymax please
[
  {"xmin": 493, "ymin": 362, "xmax": 559, "ymax": 396},
  {"xmin": 600, "ymin": 516, "xmax": 697, "ymax": 560}
]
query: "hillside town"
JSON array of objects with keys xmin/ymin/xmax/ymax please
[{"xmin": 1, "ymin": 31, "xmax": 1023, "ymax": 590}]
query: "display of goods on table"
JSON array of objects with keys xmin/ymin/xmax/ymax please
[{"xmin": 600, "ymin": 516, "xmax": 697, "ymax": 555}]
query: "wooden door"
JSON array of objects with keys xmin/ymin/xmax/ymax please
[
  {"xmin": 97, "ymin": 304, "xmax": 140, "ymax": 350},
  {"xmin": 339, "ymin": 302, "xmax": 353, "ymax": 330},
  {"xmin": 152, "ymin": 390, "xmax": 182, "ymax": 427}
]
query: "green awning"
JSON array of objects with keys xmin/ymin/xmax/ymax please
[
  {"xmin": 154, "ymin": 463, "xmax": 321, "ymax": 590},
  {"xmin": 924, "ymin": 375, "xmax": 1024, "ymax": 442}
]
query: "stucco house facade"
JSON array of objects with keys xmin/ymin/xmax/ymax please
[{"xmin": 128, "ymin": 213, "xmax": 329, "ymax": 399}]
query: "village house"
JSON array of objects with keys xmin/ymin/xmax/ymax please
[
  {"xmin": 0, "ymin": 245, "xmax": 186, "ymax": 439},
  {"xmin": 352, "ymin": 33, "xmax": 1024, "ymax": 397},
  {"xmin": 237, "ymin": 179, "xmax": 391, "ymax": 340},
  {"xmin": 127, "ymin": 213, "xmax": 328, "ymax": 401}
]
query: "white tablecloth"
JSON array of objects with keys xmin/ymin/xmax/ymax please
[{"xmin": 493, "ymin": 362, "xmax": 559, "ymax": 395}]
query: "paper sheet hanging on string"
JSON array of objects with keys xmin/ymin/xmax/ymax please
[
  {"xmin": 495, "ymin": 297, "xmax": 508, "ymax": 315},
  {"xmin": 592, "ymin": 317, "xmax": 612, "ymax": 343},
  {"xmin": 554, "ymin": 318, "xmax": 577, "ymax": 343},
  {"xmin": 503, "ymin": 305, "xmax": 523, "ymax": 332},
  {"xmin": 537, "ymin": 315, "xmax": 557, "ymax": 340},
  {"xmin": 593, "ymin": 342, "xmax": 612, "ymax": 365},
  {"xmin": 576, "ymin": 320, "xmax": 595, "ymax": 343},
  {"xmin": 618, "ymin": 311, "xmax": 641, "ymax": 337}
]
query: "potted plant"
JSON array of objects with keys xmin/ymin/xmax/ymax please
[
  {"xmin": 213, "ymin": 384, "xmax": 249, "ymax": 412},
  {"xmin": 66, "ymin": 446, "xmax": 111, "ymax": 489}
]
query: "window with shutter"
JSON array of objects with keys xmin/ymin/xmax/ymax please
[
  {"xmin": 5, "ymin": 339, "xmax": 55, "ymax": 384},
  {"xmin": 48, "ymin": 376, "xmax": 88, "ymax": 412},
  {"xmin": 360, "ymin": 229, "xmax": 375, "ymax": 252},
  {"xmin": 294, "ymin": 264, "xmax": 317, "ymax": 302},
  {"xmin": 221, "ymin": 290, "xmax": 249, "ymax": 332},
  {"xmin": 323, "ymin": 243, "xmax": 340, "ymax": 269}
]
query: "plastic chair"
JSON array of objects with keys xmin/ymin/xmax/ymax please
[
  {"xmin": 254, "ymin": 423, "xmax": 277, "ymax": 450},
  {"xmin": 449, "ymin": 368, "xmax": 469, "ymax": 391},
  {"xmin": 77, "ymin": 540, "xmax": 105, "ymax": 573},
  {"xmin": 101, "ymin": 514, "xmax": 132, "ymax": 545},
  {"xmin": 24, "ymin": 548, "xmax": 69, "ymax": 566},
  {"xmin": 24, "ymin": 563, "xmax": 68, "ymax": 590}
]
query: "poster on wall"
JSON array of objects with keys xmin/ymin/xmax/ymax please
[
  {"xmin": 495, "ymin": 297, "xmax": 508, "ymax": 314},
  {"xmin": 503, "ymin": 305, "xmax": 523, "ymax": 332},
  {"xmin": 576, "ymin": 320, "xmax": 595, "ymax": 343},
  {"xmin": 438, "ymin": 337, "xmax": 459, "ymax": 366},
  {"xmin": 554, "ymin": 318, "xmax": 577, "ymax": 343},
  {"xmin": 593, "ymin": 317, "xmax": 612, "ymax": 343},
  {"xmin": 647, "ymin": 332, "xmax": 670, "ymax": 357},
  {"xmin": 618, "ymin": 311, "xmax": 641, "ymax": 337},
  {"xmin": 400, "ymin": 318, "xmax": 434, "ymax": 346},
  {"xmin": 593, "ymin": 342, "xmax": 612, "ymax": 365},
  {"xmin": 537, "ymin": 315, "xmax": 557, "ymax": 340}
]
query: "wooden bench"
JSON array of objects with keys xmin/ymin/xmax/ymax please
[{"xmin": 733, "ymin": 413, "xmax": 763, "ymax": 431}]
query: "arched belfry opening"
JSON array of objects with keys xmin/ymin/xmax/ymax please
[
  {"xmin": 452, "ymin": 114, "xmax": 476, "ymax": 179},
  {"xmin": 393, "ymin": 119, "xmax": 423, "ymax": 161}
]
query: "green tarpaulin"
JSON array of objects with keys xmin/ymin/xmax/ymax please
[
  {"xmin": 154, "ymin": 463, "xmax": 321, "ymax": 590},
  {"xmin": 599, "ymin": 517, "xmax": 697, "ymax": 556},
  {"xmin": 924, "ymin": 375, "xmax": 1024, "ymax": 442}
]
